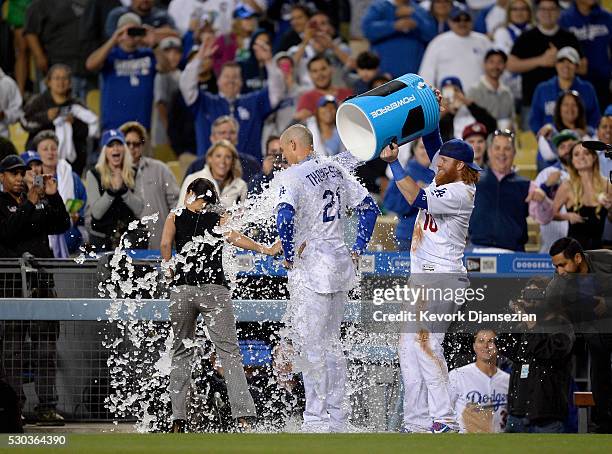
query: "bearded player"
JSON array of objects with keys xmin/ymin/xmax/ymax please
[{"xmin": 380, "ymin": 102, "xmax": 482, "ymax": 433}]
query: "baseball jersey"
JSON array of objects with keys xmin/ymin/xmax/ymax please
[
  {"xmin": 411, "ymin": 180, "xmax": 476, "ymax": 271},
  {"xmin": 276, "ymin": 156, "xmax": 369, "ymax": 293},
  {"xmin": 449, "ymin": 363, "xmax": 510, "ymax": 433}
]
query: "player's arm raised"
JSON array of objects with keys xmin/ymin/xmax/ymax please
[{"xmin": 380, "ymin": 142, "xmax": 427, "ymax": 207}]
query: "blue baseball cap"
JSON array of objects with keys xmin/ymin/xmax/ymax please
[
  {"xmin": 604, "ymin": 104, "xmax": 612, "ymax": 117},
  {"xmin": 449, "ymin": 7, "xmax": 471, "ymax": 21},
  {"xmin": 20, "ymin": 151, "xmax": 42, "ymax": 166},
  {"xmin": 440, "ymin": 76, "xmax": 463, "ymax": 92},
  {"xmin": 101, "ymin": 129, "xmax": 126, "ymax": 148},
  {"xmin": 439, "ymin": 139, "xmax": 482, "ymax": 171},
  {"xmin": 233, "ymin": 5, "xmax": 257, "ymax": 19},
  {"xmin": 317, "ymin": 94, "xmax": 337, "ymax": 108}
]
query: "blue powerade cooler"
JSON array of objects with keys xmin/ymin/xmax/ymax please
[{"xmin": 336, "ymin": 73, "xmax": 440, "ymax": 161}]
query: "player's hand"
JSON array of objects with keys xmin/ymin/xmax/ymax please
[
  {"xmin": 267, "ymin": 240, "xmax": 283, "ymax": 256},
  {"xmin": 297, "ymin": 242, "xmax": 306, "ymax": 258},
  {"xmin": 282, "ymin": 260, "xmax": 294, "ymax": 270},
  {"xmin": 380, "ymin": 142, "xmax": 400, "ymax": 163},
  {"xmin": 525, "ymin": 188, "xmax": 546, "ymax": 203},
  {"xmin": 351, "ymin": 251, "xmax": 360, "ymax": 267}
]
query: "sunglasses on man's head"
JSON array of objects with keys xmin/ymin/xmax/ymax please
[{"xmin": 493, "ymin": 129, "xmax": 515, "ymax": 139}]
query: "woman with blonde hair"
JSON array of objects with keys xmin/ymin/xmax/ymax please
[
  {"xmin": 84, "ymin": 129, "xmax": 144, "ymax": 250},
  {"xmin": 552, "ymin": 142, "xmax": 612, "ymax": 249},
  {"xmin": 178, "ymin": 139, "xmax": 247, "ymax": 209}
]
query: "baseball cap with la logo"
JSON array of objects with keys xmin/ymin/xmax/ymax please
[{"xmin": 101, "ymin": 129, "xmax": 126, "ymax": 148}]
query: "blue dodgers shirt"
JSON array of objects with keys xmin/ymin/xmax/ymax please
[
  {"xmin": 101, "ymin": 47, "xmax": 157, "ymax": 131},
  {"xmin": 191, "ymin": 88, "xmax": 272, "ymax": 161},
  {"xmin": 560, "ymin": 4, "xmax": 611, "ymax": 82}
]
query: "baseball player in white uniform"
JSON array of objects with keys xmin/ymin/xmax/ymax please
[
  {"xmin": 449, "ymin": 329, "xmax": 510, "ymax": 433},
  {"xmin": 275, "ymin": 124, "xmax": 379, "ymax": 432},
  {"xmin": 380, "ymin": 122, "xmax": 482, "ymax": 433}
]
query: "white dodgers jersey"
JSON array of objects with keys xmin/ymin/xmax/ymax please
[
  {"xmin": 411, "ymin": 180, "xmax": 475, "ymax": 272},
  {"xmin": 449, "ymin": 363, "xmax": 510, "ymax": 433},
  {"xmin": 276, "ymin": 157, "xmax": 368, "ymax": 293}
]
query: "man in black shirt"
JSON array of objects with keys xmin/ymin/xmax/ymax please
[
  {"xmin": 0, "ymin": 155, "xmax": 69, "ymax": 426},
  {"xmin": 507, "ymin": 0, "xmax": 585, "ymax": 129}
]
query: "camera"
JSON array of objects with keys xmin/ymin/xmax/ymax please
[
  {"xmin": 127, "ymin": 27, "xmax": 146, "ymax": 37},
  {"xmin": 33, "ymin": 175, "xmax": 44, "ymax": 188},
  {"xmin": 273, "ymin": 153, "xmax": 288, "ymax": 170}
]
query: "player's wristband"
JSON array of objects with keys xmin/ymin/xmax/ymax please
[{"xmin": 390, "ymin": 160, "xmax": 406, "ymax": 181}]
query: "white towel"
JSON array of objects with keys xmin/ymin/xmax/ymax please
[
  {"xmin": 538, "ymin": 135, "xmax": 557, "ymax": 162},
  {"xmin": 48, "ymin": 159, "xmax": 75, "ymax": 258},
  {"xmin": 53, "ymin": 116, "xmax": 76, "ymax": 163},
  {"xmin": 71, "ymin": 104, "xmax": 99, "ymax": 138}
]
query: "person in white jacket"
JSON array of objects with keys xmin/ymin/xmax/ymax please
[
  {"xmin": 0, "ymin": 68, "xmax": 23, "ymax": 139},
  {"xmin": 178, "ymin": 140, "xmax": 247, "ymax": 209}
]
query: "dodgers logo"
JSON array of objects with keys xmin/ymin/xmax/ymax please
[
  {"xmin": 465, "ymin": 390, "xmax": 507, "ymax": 411},
  {"xmin": 432, "ymin": 188, "xmax": 446, "ymax": 198}
]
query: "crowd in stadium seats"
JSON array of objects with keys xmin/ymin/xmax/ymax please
[
  {"xmin": 0, "ymin": 0, "xmax": 608, "ymax": 256},
  {"xmin": 0, "ymin": 0, "xmax": 610, "ymax": 433}
]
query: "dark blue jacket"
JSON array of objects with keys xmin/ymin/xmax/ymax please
[
  {"xmin": 469, "ymin": 168, "xmax": 530, "ymax": 252},
  {"xmin": 361, "ymin": 0, "xmax": 436, "ymax": 78},
  {"xmin": 529, "ymin": 76, "xmax": 600, "ymax": 133},
  {"xmin": 560, "ymin": 4, "xmax": 611, "ymax": 82}
]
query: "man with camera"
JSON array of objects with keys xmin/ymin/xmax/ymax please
[
  {"xmin": 85, "ymin": 12, "xmax": 171, "ymax": 131},
  {"xmin": 0, "ymin": 155, "xmax": 70, "ymax": 258},
  {"xmin": 505, "ymin": 275, "xmax": 575, "ymax": 433},
  {"xmin": 548, "ymin": 237, "xmax": 612, "ymax": 433},
  {"xmin": 0, "ymin": 154, "xmax": 70, "ymax": 426}
]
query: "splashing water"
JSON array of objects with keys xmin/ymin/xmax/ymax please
[{"xmin": 97, "ymin": 153, "xmax": 403, "ymax": 433}]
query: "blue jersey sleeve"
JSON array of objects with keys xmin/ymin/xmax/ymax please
[
  {"xmin": 422, "ymin": 128, "xmax": 442, "ymax": 161},
  {"xmin": 276, "ymin": 203, "xmax": 296, "ymax": 262},
  {"xmin": 352, "ymin": 195, "xmax": 380, "ymax": 255}
]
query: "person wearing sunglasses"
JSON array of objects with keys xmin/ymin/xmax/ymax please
[
  {"xmin": 119, "ymin": 121, "xmax": 179, "ymax": 250},
  {"xmin": 419, "ymin": 8, "xmax": 491, "ymax": 94}
]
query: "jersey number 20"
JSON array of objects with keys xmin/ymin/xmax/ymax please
[{"xmin": 322, "ymin": 188, "xmax": 342, "ymax": 223}]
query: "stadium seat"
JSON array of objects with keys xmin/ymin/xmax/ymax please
[
  {"xmin": 152, "ymin": 143, "xmax": 176, "ymax": 163},
  {"xmin": 515, "ymin": 130, "xmax": 538, "ymax": 180},
  {"xmin": 526, "ymin": 217, "xmax": 541, "ymax": 252},
  {"xmin": 166, "ymin": 160, "xmax": 183, "ymax": 185},
  {"xmin": 574, "ymin": 391, "xmax": 595, "ymax": 433},
  {"xmin": 369, "ymin": 216, "xmax": 398, "ymax": 251},
  {"xmin": 86, "ymin": 89, "xmax": 101, "ymax": 117},
  {"xmin": 8, "ymin": 123, "xmax": 28, "ymax": 152}
]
